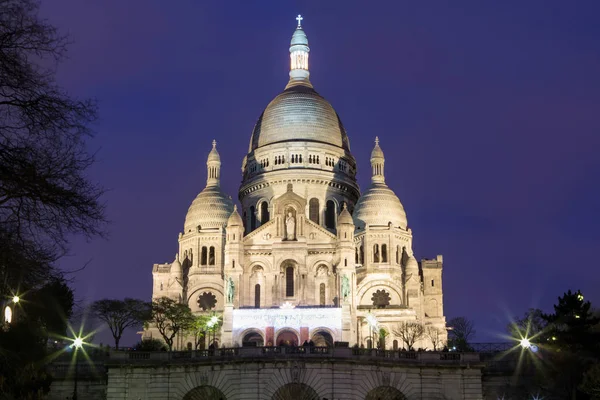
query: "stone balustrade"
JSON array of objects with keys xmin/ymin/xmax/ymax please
[{"xmin": 107, "ymin": 346, "xmax": 480, "ymax": 365}]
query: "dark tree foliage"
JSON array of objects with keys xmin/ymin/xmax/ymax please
[
  {"xmin": 149, "ymin": 297, "xmax": 195, "ymax": 351},
  {"xmin": 0, "ymin": 1, "xmax": 104, "ymax": 397},
  {"xmin": 0, "ymin": 0, "xmax": 105, "ymax": 297},
  {"xmin": 0, "ymin": 321, "xmax": 53, "ymax": 398},
  {"xmin": 542, "ymin": 290, "xmax": 599, "ymax": 354},
  {"xmin": 0, "ymin": 278, "xmax": 73, "ymax": 398},
  {"xmin": 134, "ymin": 338, "xmax": 167, "ymax": 352},
  {"xmin": 91, "ymin": 298, "xmax": 151, "ymax": 350},
  {"xmin": 25, "ymin": 276, "xmax": 74, "ymax": 339},
  {"xmin": 538, "ymin": 290, "xmax": 600, "ymax": 400},
  {"xmin": 507, "ymin": 308, "xmax": 546, "ymax": 340},
  {"xmin": 447, "ymin": 316, "xmax": 475, "ymax": 351}
]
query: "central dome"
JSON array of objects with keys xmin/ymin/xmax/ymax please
[{"xmin": 248, "ymin": 84, "xmax": 350, "ymax": 152}]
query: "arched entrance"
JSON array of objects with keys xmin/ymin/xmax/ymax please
[
  {"xmin": 183, "ymin": 385, "xmax": 226, "ymax": 400},
  {"xmin": 271, "ymin": 383, "xmax": 319, "ymax": 400},
  {"xmin": 242, "ymin": 330, "xmax": 264, "ymax": 347},
  {"xmin": 365, "ymin": 386, "xmax": 407, "ymax": 400},
  {"xmin": 276, "ymin": 329, "xmax": 298, "ymax": 346},
  {"xmin": 311, "ymin": 329, "xmax": 333, "ymax": 347}
]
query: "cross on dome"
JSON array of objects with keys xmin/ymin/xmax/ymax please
[
  {"xmin": 212, "ymin": 139, "xmax": 217, "ymax": 149},
  {"xmin": 296, "ymin": 14, "xmax": 303, "ymax": 27},
  {"xmin": 375, "ymin": 136, "xmax": 379, "ymax": 146}
]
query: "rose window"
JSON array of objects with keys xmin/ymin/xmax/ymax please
[
  {"xmin": 371, "ymin": 289, "xmax": 391, "ymax": 308},
  {"xmin": 198, "ymin": 292, "xmax": 217, "ymax": 311}
]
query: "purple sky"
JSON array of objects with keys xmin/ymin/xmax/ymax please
[{"xmin": 40, "ymin": 1, "xmax": 600, "ymax": 346}]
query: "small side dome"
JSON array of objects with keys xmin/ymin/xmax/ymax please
[
  {"xmin": 337, "ymin": 203, "xmax": 354, "ymax": 226},
  {"xmin": 291, "ymin": 26, "xmax": 308, "ymax": 46},
  {"xmin": 227, "ymin": 205, "xmax": 243, "ymax": 227},
  {"xmin": 371, "ymin": 136, "xmax": 384, "ymax": 160},
  {"xmin": 352, "ymin": 185, "xmax": 407, "ymax": 229},
  {"xmin": 170, "ymin": 253, "xmax": 183, "ymax": 277},
  {"xmin": 207, "ymin": 140, "xmax": 220, "ymax": 163},
  {"xmin": 184, "ymin": 187, "xmax": 234, "ymax": 232},
  {"xmin": 353, "ymin": 137, "xmax": 407, "ymax": 229},
  {"xmin": 405, "ymin": 255, "xmax": 419, "ymax": 271}
]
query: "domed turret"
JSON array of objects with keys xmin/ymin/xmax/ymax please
[
  {"xmin": 337, "ymin": 203, "xmax": 354, "ymax": 226},
  {"xmin": 353, "ymin": 138, "xmax": 407, "ymax": 229},
  {"xmin": 405, "ymin": 255, "xmax": 419, "ymax": 272},
  {"xmin": 248, "ymin": 85, "xmax": 350, "ymax": 152},
  {"xmin": 247, "ymin": 17, "xmax": 350, "ymax": 153},
  {"xmin": 227, "ymin": 205, "xmax": 243, "ymax": 227},
  {"xmin": 289, "ymin": 14, "xmax": 310, "ymax": 83},
  {"xmin": 184, "ymin": 141, "xmax": 234, "ymax": 233},
  {"xmin": 239, "ymin": 16, "xmax": 360, "ymax": 234},
  {"xmin": 170, "ymin": 253, "xmax": 183, "ymax": 279}
]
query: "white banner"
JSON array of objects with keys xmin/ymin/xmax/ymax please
[{"xmin": 232, "ymin": 307, "xmax": 342, "ymax": 331}]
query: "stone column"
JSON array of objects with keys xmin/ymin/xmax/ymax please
[
  {"xmin": 265, "ymin": 326, "xmax": 275, "ymax": 346},
  {"xmin": 341, "ymin": 303, "xmax": 352, "ymax": 343},
  {"xmin": 300, "ymin": 327, "xmax": 309, "ymax": 344},
  {"xmin": 222, "ymin": 304, "xmax": 233, "ymax": 347}
]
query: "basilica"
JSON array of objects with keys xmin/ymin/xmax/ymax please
[{"xmin": 146, "ymin": 17, "xmax": 446, "ymax": 351}]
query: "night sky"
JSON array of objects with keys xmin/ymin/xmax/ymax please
[{"xmin": 40, "ymin": 1, "xmax": 600, "ymax": 346}]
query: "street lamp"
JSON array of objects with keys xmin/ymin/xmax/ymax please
[
  {"xmin": 71, "ymin": 336, "xmax": 84, "ymax": 400},
  {"xmin": 12, "ymin": 295, "xmax": 19, "ymax": 304},
  {"xmin": 206, "ymin": 315, "xmax": 219, "ymax": 349},
  {"xmin": 366, "ymin": 313, "xmax": 378, "ymax": 349}
]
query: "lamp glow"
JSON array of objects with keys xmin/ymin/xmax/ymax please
[
  {"xmin": 12, "ymin": 295, "xmax": 19, "ymax": 303},
  {"xmin": 72, "ymin": 337, "xmax": 83, "ymax": 349},
  {"xmin": 519, "ymin": 338, "xmax": 531, "ymax": 349},
  {"xmin": 4, "ymin": 306, "xmax": 12, "ymax": 323},
  {"xmin": 365, "ymin": 313, "xmax": 378, "ymax": 328}
]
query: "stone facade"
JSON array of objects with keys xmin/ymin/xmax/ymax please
[
  {"xmin": 145, "ymin": 18, "xmax": 447, "ymax": 352},
  {"xmin": 106, "ymin": 349, "xmax": 484, "ymax": 400}
]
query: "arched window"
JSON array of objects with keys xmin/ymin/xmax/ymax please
[
  {"xmin": 319, "ymin": 283, "xmax": 326, "ymax": 306},
  {"xmin": 373, "ymin": 244, "xmax": 380, "ymax": 263},
  {"xmin": 250, "ymin": 206, "xmax": 256, "ymax": 231},
  {"xmin": 255, "ymin": 284, "xmax": 261, "ymax": 308},
  {"xmin": 360, "ymin": 245, "xmax": 364, "ymax": 264},
  {"xmin": 396, "ymin": 245, "xmax": 400, "ymax": 264},
  {"xmin": 382, "ymin": 244, "xmax": 388, "ymax": 263},
  {"xmin": 232, "ymin": 260, "xmax": 235, "ymax": 268},
  {"xmin": 393, "ymin": 339, "xmax": 398, "ymax": 350},
  {"xmin": 209, "ymin": 246, "xmax": 215, "ymax": 265},
  {"xmin": 260, "ymin": 201, "xmax": 269, "ymax": 224},
  {"xmin": 344, "ymin": 258, "xmax": 347, "ymax": 266},
  {"xmin": 325, "ymin": 200, "xmax": 335, "ymax": 229},
  {"xmin": 285, "ymin": 266, "xmax": 294, "ymax": 297},
  {"xmin": 309, "ymin": 198, "xmax": 319, "ymax": 224},
  {"xmin": 355, "ymin": 248, "xmax": 359, "ymax": 264},
  {"xmin": 201, "ymin": 246, "xmax": 207, "ymax": 265}
]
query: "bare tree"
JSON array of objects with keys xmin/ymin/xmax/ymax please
[
  {"xmin": 447, "ymin": 317, "xmax": 476, "ymax": 351},
  {"xmin": 91, "ymin": 299, "xmax": 151, "ymax": 350},
  {"xmin": 392, "ymin": 321, "xmax": 425, "ymax": 351},
  {"xmin": 149, "ymin": 297, "xmax": 195, "ymax": 351},
  {"xmin": 0, "ymin": 0, "xmax": 105, "ymax": 296},
  {"xmin": 425, "ymin": 326, "xmax": 446, "ymax": 351}
]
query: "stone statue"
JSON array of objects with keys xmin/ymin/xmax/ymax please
[
  {"xmin": 226, "ymin": 277, "xmax": 235, "ymax": 304},
  {"xmin": 341, "ymin": 275, "xmax": 350, "ymax": 302},
  {"xmin": 285, "ymin": 211, "xmax": 295, "ymax": 240}
]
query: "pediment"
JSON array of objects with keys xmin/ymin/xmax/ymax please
[
  {"xmin": 304, "ymin": 218, "xmax": 337, "ymax": 244},
  {"xmin": 243, "ymin": 219, "xmax": 278, "ymax": 245},
  {"xmin": 272, "ymin": 183, "xmax": 306, "ymax": 216}
]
